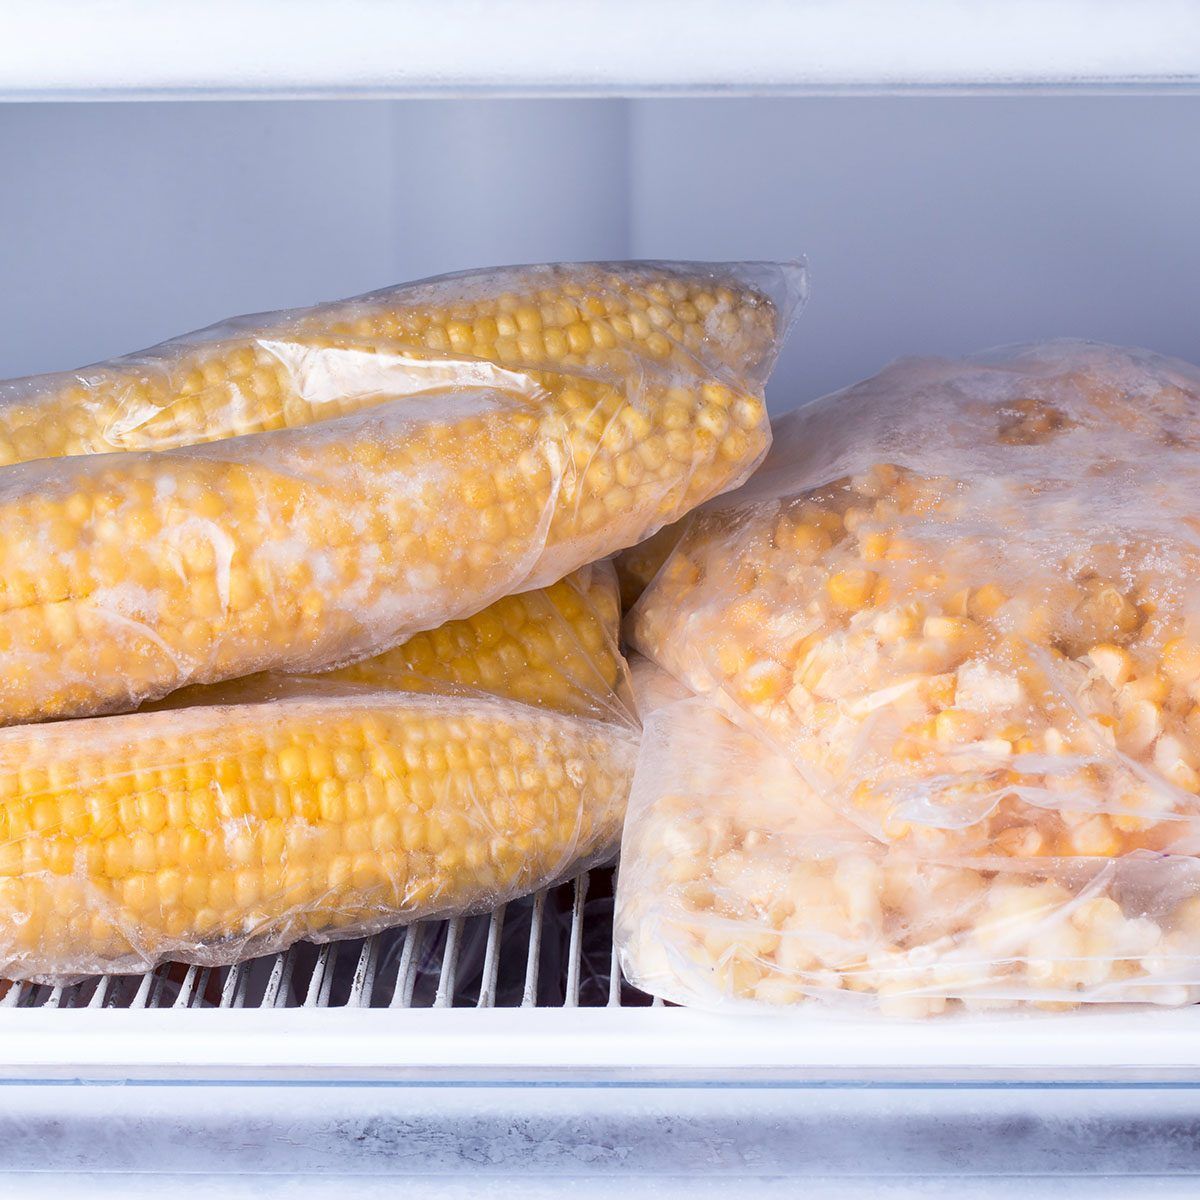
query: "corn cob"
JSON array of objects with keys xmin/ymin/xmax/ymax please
[
  {"xmin": 0, "ymin": 334, "xmax": 772, "ymax": 725},
  {"xmin": 616, "ymin": 662, "xmax": 1200, "ymax": 1016},
  {"xmin": 161, "ymin": 561, "xmax": 633, "ymax": 724},
  {"xmin": 632, "ymin": 342, "xmax": 1200, "ymax": 858},
  {"xmin": 0, "ymin": 685, "xmax": 638, "ymax": 982},
  {"xmin": 0, "ymin": 261, "xmax": 800, "ymax": 462}
]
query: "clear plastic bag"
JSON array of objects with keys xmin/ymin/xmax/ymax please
[
  {"xmin": 0, "ymin": 682, "xmax": 638, "ymax": 983},
  {"xmin": 0, "ymin": 261, "xmax": 804, "ymax": 462},
  {"xmin": 0, "ymin": 261, "xmax": 804, "ymax": 725},
  {"xmin": 0, "ymin": 561, "xmax": 638, "ymax": 983},
  {"xmin": 616, "ymin": 660, "xmax": 1200, "ymax": 1016},
  {"xmin": 631, "ymin": 342, "xmax": 1200, "ymax": 857}
]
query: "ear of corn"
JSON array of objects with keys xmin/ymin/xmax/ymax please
[
  {"xmin": 0, "ymin": 262, "xmax": 805, "ymax": 726},
  {"xmin": 0, "ymin": 356, "xmax": 766, "ymax": 725},
  {"xmin": 160, "ymin": 560, "xmax": 634, "ymax": 725},
  {"xmin": 0, "ymin": 261, "xmax": 801, "ymax": 462},
  {"xmin": 0, "ymin": 686, "xmax": 638, "ymax": 982}
]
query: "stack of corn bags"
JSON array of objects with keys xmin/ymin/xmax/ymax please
[
  {"xmin": 619, "ymin": 341, "xmax": 1200, "ymax": 1015},
  {"xmin": 0, "ymin": 259, "xmax": 805, "ymax": 981}
]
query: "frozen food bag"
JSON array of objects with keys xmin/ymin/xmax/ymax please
[
  {"xmin": 0, "ymin": 678, "xmax": 638, "ymax": 982},
  {"xmin": 0, "ymin": 260, "xmax": 802, "ymax": 725},
  {"xmin": 0, "ymin": 558, "xmax": 636, "ymax": 982},
  {"xmin": 631, "ymin": 342, "xmax": 1200, "ymax": 856},
  {"xmin": 0, "ymin": 260, "xmax": 802, "ymax": 461},
  {"xmin": 615, "ymin": 659, "xmax": 1200, "ymax": 1015}
]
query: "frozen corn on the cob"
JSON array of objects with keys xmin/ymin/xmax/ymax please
[
  {"xmin": 160, "ymin": 561, "xmax": 633, "ymax": 724},
  {"xmin": 632, "ymin": 343, "xmax": 1200, "ymax": 857},
  {"xmin": 0, "ymin": 342, "xmax": 773, "ymax": 724},
  {"xmin": 0, "ymin": 261, "xmax": 801, "ymax": 462},
  {"xmin": 0, "ymin": 684, "xmax": 638, "ymax": 982},
  {"xmin": 615, "ymin": 660, "xmax": 1200, "ymax": 1016}
]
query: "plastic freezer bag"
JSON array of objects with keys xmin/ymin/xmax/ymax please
[
  {"xmin": 0, "ymin": 558, "xmax": 634, "ymax": 981},
  {"xmin": 0, "ymin": 261, "xmax": 803, "ymax": 462},
  {"xmin": 615, "ymin": 661, "xmax": 1200, "ymax": 1016},
  {"xmin": 0, "ymin": 680, "xmax": 638, "ymax": 983},
  {"xmin": 631, "ymin": 342, "xmax": 1200, "ymax": 857},
  {"xmin": 0, "ymin": 261, "xmax": 803, "ymax": 725},
  {"xmin": 615, "ymin": 516, "xmax": 691, "ymax": 611}
]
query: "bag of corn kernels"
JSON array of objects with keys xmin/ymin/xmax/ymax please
[
  {"xmin": 616, "ymin": 658, "xmax": 1200, "ymax": 1015},
  {"xmin": 630, "ymin": 342, "xmax": 1200, "ymax": 860}
]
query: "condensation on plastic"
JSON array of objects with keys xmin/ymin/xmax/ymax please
[
  {"xmin": 0, "ymin": 558, "xmax": 636, "ymax": 982},
  {"xmin": 631, "ymin": 342, "xmax": 1200, "ymax": 859},
  {"xmin": 615, "ymin": 659, "xmax": 1200, "ymax": 1017},
  {"xmin": 0, "ymin": 260, "xmax": 805, "ymax": 726}
]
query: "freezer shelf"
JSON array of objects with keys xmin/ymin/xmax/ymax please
[
  {"xmin": 2, "ymin": 864, "xmax": 1200, "ymax": 1086},
  {"xmin": 2, "ymin": 0, "xmax": 1199, "ymax": 100},
  {"xmin": 6, "ymin": 865, "xmax": 1200, "ymax": 1183}
]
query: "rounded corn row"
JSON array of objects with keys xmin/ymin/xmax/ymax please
[
  {"xmin": 632, "ymin": 342, "xmax": 1200, "ymax": 858},
  {"xmin": 162, "ymin": 561, "xmax": 634, "ymax": 724},
  {"xmin": 0, "ymin": 686, "xmax": 639, "ymax": 982},
  {"xmin": 0, "ymin": 347, "xmax": 764, "ymax": 724},
  {"xmin": 0, "ymin": 261, "xmax": 802, "ymax": 462},
  {"xmin": 615, "ymin": 662, "xmax": 1200, "ymax": 1016}
]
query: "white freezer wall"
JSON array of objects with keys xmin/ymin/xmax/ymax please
[{"xmin": 1, "ymin": 96, "xmax": 1198, "ymax": 411}]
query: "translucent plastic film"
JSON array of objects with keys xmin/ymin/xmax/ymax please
[
  {"xmin": 632, "ymin": 342, "xmax": 1200, "ymax": 856},
  {"xmin": 0, "ymin": 684, "xmax": 639, "ymax": 983},
  {"xmin": 615, "ymin": 662, "xmax": 1200, "ymax": 1016},
  {"xmin": 0, "ymin": 260, "xmax": 803, "ymax": 461}
]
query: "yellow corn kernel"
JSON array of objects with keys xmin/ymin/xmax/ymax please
[
  {"xmin": 1088, "ymin": 643, "xmax": 1134, "ymax": 688},
  {"xmin": 0, "ymin": 690, "xmax": 638, "ymax": 981},
  {"xmin": 827, "ymin": 569, "xmax": 878, "ymax": 611},
  {"xmin": 934, "ymin": 708, "xmax": 984, "ymax": 744}
]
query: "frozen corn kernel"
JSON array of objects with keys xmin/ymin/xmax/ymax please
[
  {"xmin": 615, "ymin": 663, "xmax": 1200, "ymax": 1015},
  {"xmin": 0, "ymin": 686, "xmax": 638, "ymax": 982},
  {"xmin": 0, "ymin": 262, "xmax": 802, "ymax": 463},
  {"xmin": 632, "ymin": 342, "xmax": 1200, "ymax": 856}
]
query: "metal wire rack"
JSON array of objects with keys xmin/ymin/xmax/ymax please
[{"xmin": 0, "ymin": 865, "xmax": 659, "ymax": 1012}]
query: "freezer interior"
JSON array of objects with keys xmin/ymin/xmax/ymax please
[{"xmin": 3, "ymin": 46, "xmax": 1200, "ymax": 1191}]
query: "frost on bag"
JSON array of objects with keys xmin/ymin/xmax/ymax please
[
  {"xmin": 615, "ymin": 661, "xmax": 1200, "ymax": 1016},
  {"xmin": 0, "ymin": 261, "xmax": 803, "ymax": 724},
  {"xmin": 0, "ymin": 565, "xmax": 636, "ymax": 983},
  {"xmin": 632, "ymin": 343, "xmax": 1200, "ymax": 857}
]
